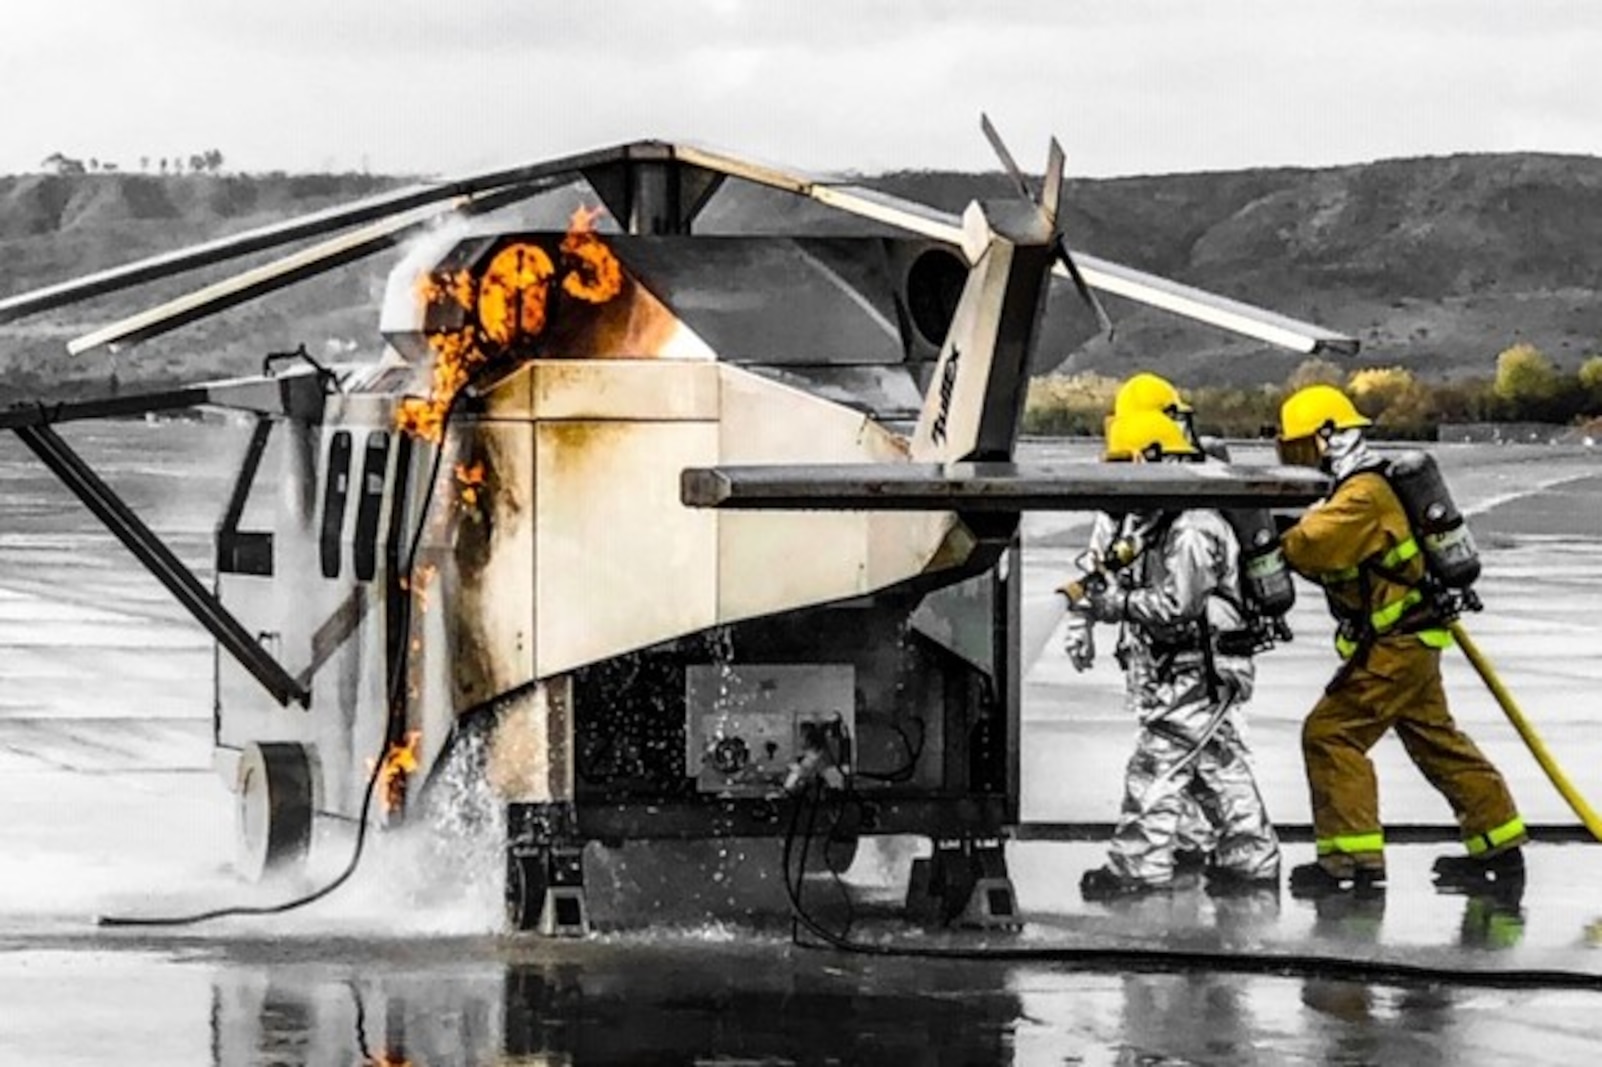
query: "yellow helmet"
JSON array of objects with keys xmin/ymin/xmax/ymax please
[
  {"xmin": 1113, "ymin": 372, "xmax": 1194, "ymax": 418},
  {"xmin": 1279, "ymin": 384, "xmax": 1372, "ymax": 441},
  {"xmin": 1103, "ymin": 409, "xmax": 1199, "ymax": 462}
]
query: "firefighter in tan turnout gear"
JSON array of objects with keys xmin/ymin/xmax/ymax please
[
  {"xmin": 1062, "ymin": 372, "xmax": 1225, "ymax": 871},
  {"xmin": 1275, "ymin": 384, "xmax": 1527, "ymax": 897},
  {"xmin": 1066, "ymin": 410, "xmax": 1281, "ymax": 900}
]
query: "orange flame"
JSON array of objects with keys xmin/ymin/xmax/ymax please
[
  {"xmin": 395, "ymin": 328, "xmax": 483, "ymax": 443},
  {"xmin": 454, "ymin": 460, "xmax": 486, "ymax": 508},
  {"xmin": 371, "ymin": 730, "xmax": 421, "ymax": 814},
  {"xmin": 569, "ymin": 204, "xmax": 603, "ymax": 233},
  {"xmin": 415, "ymin": 267, "xmax": 474, "ymax": 311},
  {"xmin": 398, "ymin": 562, "xmax": 438, "ymax": 612},
  {"xmin": 478, "ymin": 242, "xmax": 555, "ymax": 346},
  {"xmin": 364, "ymin": 1054, "xmax": 412, "ymax": 1067},
  {"xmin": 561, "ymin": 205, "xmax": 622, "ymax": 304}
]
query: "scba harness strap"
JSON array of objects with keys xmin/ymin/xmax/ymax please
[
  {"xmin": 1318, "ymin": 464, "xmax": 1455, "ymax": 663},
  {"xmin": 1126, "ymin": 515, "xmax": 1260, "ymax": 699}
]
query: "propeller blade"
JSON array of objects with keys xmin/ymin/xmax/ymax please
[
  {"xmin": 1038, "ymin": 131, "xmax": 1110, "ymax": 339},
  {"xmin": 1041, "ymin": 138, "xmax": 1066, "ymax": 226},
  {"xmin": 979, "ymin": 113, "xmax": 1037, "ymax": 204},
  {"xmin": 1055, "ymin": 236, "xmax": 1115, "ymax": 339}
]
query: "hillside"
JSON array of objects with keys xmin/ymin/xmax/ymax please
[{"xmin": 2, "ymin": 153, "xmax": 1599, "ymax": 400}]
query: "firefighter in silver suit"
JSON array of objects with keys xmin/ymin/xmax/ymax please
[
  {"xmin": 1061, "ymin": 372, "xmax": 1220, "ymax": 868},
  {"xmin": 1068, "ymin": 410, "xmax": 1281, "ymax": 899}
]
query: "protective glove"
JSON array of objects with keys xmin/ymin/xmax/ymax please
[
  {"xmin": 1084, "ymin": 587, "xmax": 1127, "ymax": 624},
  {"xmin": 1063, "ymin": 621, "xmax": 1095, "ymax": 672}
]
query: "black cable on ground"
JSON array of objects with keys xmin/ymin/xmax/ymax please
[
  {"xmin": 98, "ymin": 389, "xmax": 463, "ymax": 928},
  {"xmin": 779, "ymin": 783, "xmax": 1602, "ymax": 993}
]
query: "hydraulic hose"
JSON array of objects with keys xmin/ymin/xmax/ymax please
[
  {"xmin": 1449, "ymin": 620, "xmax": 1602, "ymax": 842},
  {"xmin": 779, "ymin": 783, "xmax": 1602, "ymax": 992}
]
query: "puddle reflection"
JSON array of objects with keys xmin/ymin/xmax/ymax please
[{"xmin": 210, "ymin": 953, "xmax": 1023, "ymax": 1065}]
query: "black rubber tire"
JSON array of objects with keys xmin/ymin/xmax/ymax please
[
  {"xmin": 236, "ymin": 741, "xmax": 314, "ymax": 882},
  {"xmin": 505, "ymin": 850, "xmax": 547, "ymax": 932}
]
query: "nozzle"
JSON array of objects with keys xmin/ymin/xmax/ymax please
[{"xmin": 1107, "ymin": 537, "xmax": 1140, "ymax": 569}]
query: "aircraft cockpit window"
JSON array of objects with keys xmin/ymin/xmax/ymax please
[
  {"xmin": 319, "ymin": 431, "xmax": 353, "ymax": 579},
  {"xmin": 353, "ymin": 432, "xmax": 390, "ymax": 582}
]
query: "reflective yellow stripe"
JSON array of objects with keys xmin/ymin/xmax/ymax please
[
  {"xmin": 1319, "ymin": 537, "xmax": 1421, "ymax": 586},
  {"xmin": 1382, "ymin": 537, "xmax": 1420, "ymax": 569},
  {"xmin": 1465, "ymin": 816, "xmax": 1527, "ymax": 855},
  {"xmin": 1323, "ymin": 536, "xmax": 1429, "ymax": 656},
  {"xmin": 1316, "ymin": 831, "xmax": 1385, "ymax": 856},
  {"xmin": 1369, "ymin": 587, "xmax": 1423, "ymax": 633},
  {"xmin": 1418, "ymin": 628, "xmax": 1454, "ymax": 649},
  {"xmin": 1485, "ymin": 912, "xmax": 1525, "ymax": 949},
  {"xmin": 1336, "ymin": 627, "xmax": 1454, "ymax": 658}
]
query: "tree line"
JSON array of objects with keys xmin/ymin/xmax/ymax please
[
  {"xmin": 39, "ymin": 149, "xmax": 226, "ymax": 175},
  {"xmin": 1024, "ymin": 343, "xmax": 1602, "ymax": 440}
]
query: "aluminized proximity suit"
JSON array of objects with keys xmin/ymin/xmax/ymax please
[
  {"xmin": 1061, "ymin": 511, "xmax": 1222, "ymax": 860},
  {"xmin": 1280, "ymin": 441, "xmax": 1525, "ymax": 876},
  {"xmin": 1077, "ymin": 509, "xmax": 1280, "ymax": 885}
]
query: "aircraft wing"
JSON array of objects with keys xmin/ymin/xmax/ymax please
[
  {"xmin": 674, "ymin": 146, "xmax": 1358, "ymax": 356},
  {"xmin": 681, "ymin": 460, "xmax": 1327, "ymax": 513},
  {"xmin": 789, "ymin": 182, "xmax": 1355, "ymax": 356},
  {"xmin": 0, "ymin": 365, "xmax": 333, "ymax": 430}
]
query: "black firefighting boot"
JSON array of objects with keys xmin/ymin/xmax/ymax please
[
  {"xmin": 1203, "ymin": 863, "xmax": 1280, "ymax": 898},
  {"xmin": 1432, "ymin": 846, "xmax": 1525, "ymax": 896},
  {"xmin": 1079, "ymin": 866, "xmax": 1167, "ymax": 902},
  {"xmin": 1288, "ymin": 860, "xmax": 1386, "ymax": 900}
]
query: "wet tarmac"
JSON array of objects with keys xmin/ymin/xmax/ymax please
[{"xmin": 4, "ymin": 424, "xmax": 1602, "ymax": 1064}]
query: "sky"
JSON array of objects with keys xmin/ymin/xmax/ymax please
[{"xmin": 2, "ymin": 0, "xmax": 1598, "ymax": 180}]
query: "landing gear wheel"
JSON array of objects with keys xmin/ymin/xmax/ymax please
[
  {"xmin": 506, "ymin": 850, "xmax": 547, "ymax": 932},
  {"xmin": 236, "ymin": 742, "xmax": 314, "ymax": 883}
]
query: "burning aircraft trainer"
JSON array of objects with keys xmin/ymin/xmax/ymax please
[{"xmin": 0, "ymin": 121, "xmax": 1352, "ymax": 933}]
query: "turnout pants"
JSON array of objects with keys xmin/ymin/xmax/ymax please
[
  {"xmin": 1108, "ymin": 661, "xmax": 1280, "ymax": 885},
  {"xmin": 1304, "ymin": 636, "xmax": 1525, "ymax": 874}
]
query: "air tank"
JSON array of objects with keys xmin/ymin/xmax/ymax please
[
  {"xmin": 1387, "ymin": 450, "xmax": 1481, "ymax": 588},
  {"xmin": 1224, "ymin": 508, "xmax": 1296, "ymax": 618}
]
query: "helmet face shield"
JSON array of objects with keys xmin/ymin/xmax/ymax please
[
  {"xmin": 1166, "ymin": 406, "xmax": 1200, "ymax": 451},
  {"xmin": 1276, "ymin": 434, "xmax": 1322, "ymax": 469}
]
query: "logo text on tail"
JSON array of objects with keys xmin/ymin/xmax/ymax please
[{"xmin": 930, "ymin": 346, "xmax": 962, "ymax": 447}]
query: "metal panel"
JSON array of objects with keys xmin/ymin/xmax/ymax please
[
  {"xmin": 684, "ymin": 664, "xmax": 855, "ymax": 796},
  {"xmin": 612, "ymin": 238, "xmax": 906, "ymax": 365},
  {"xmin": 447, "ymin": 420, "xmax": 538, "ymax": 710},
  {"xmin": 487, "ymin": 679, "xmax": 572, "ymax": 805},
  {"xmin": 714, "ymin": 365, "xmax": 955, "ymax": 620},
  {"xmin": 218, "ymin": 419, "xmax": 320, "ymax": 755},
  {"xmin": 534, "ymin": 420, "xmax": 719, "ymax": 676},
  {"xmin": 529, "ymin": 361, "xmax": 720, "ymax": 422}
]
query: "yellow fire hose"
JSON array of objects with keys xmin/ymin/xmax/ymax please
[{"xmin": 1449, "ymin": 620, "xmax": 1602, "ymax": 842}]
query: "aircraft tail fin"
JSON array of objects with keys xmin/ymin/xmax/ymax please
[{"xmin": 909, "ymin": 117, "xmax": 1064, "ymax": 464}]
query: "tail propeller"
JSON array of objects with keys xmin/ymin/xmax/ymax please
[{"xmin": 979, "ymin": 113, "xmax": 1114, "ymax": 340}]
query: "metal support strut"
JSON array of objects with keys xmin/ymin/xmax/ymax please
[{"xmin": 13, "ymin": 423, "xmax": 309, "ymax": 708}]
